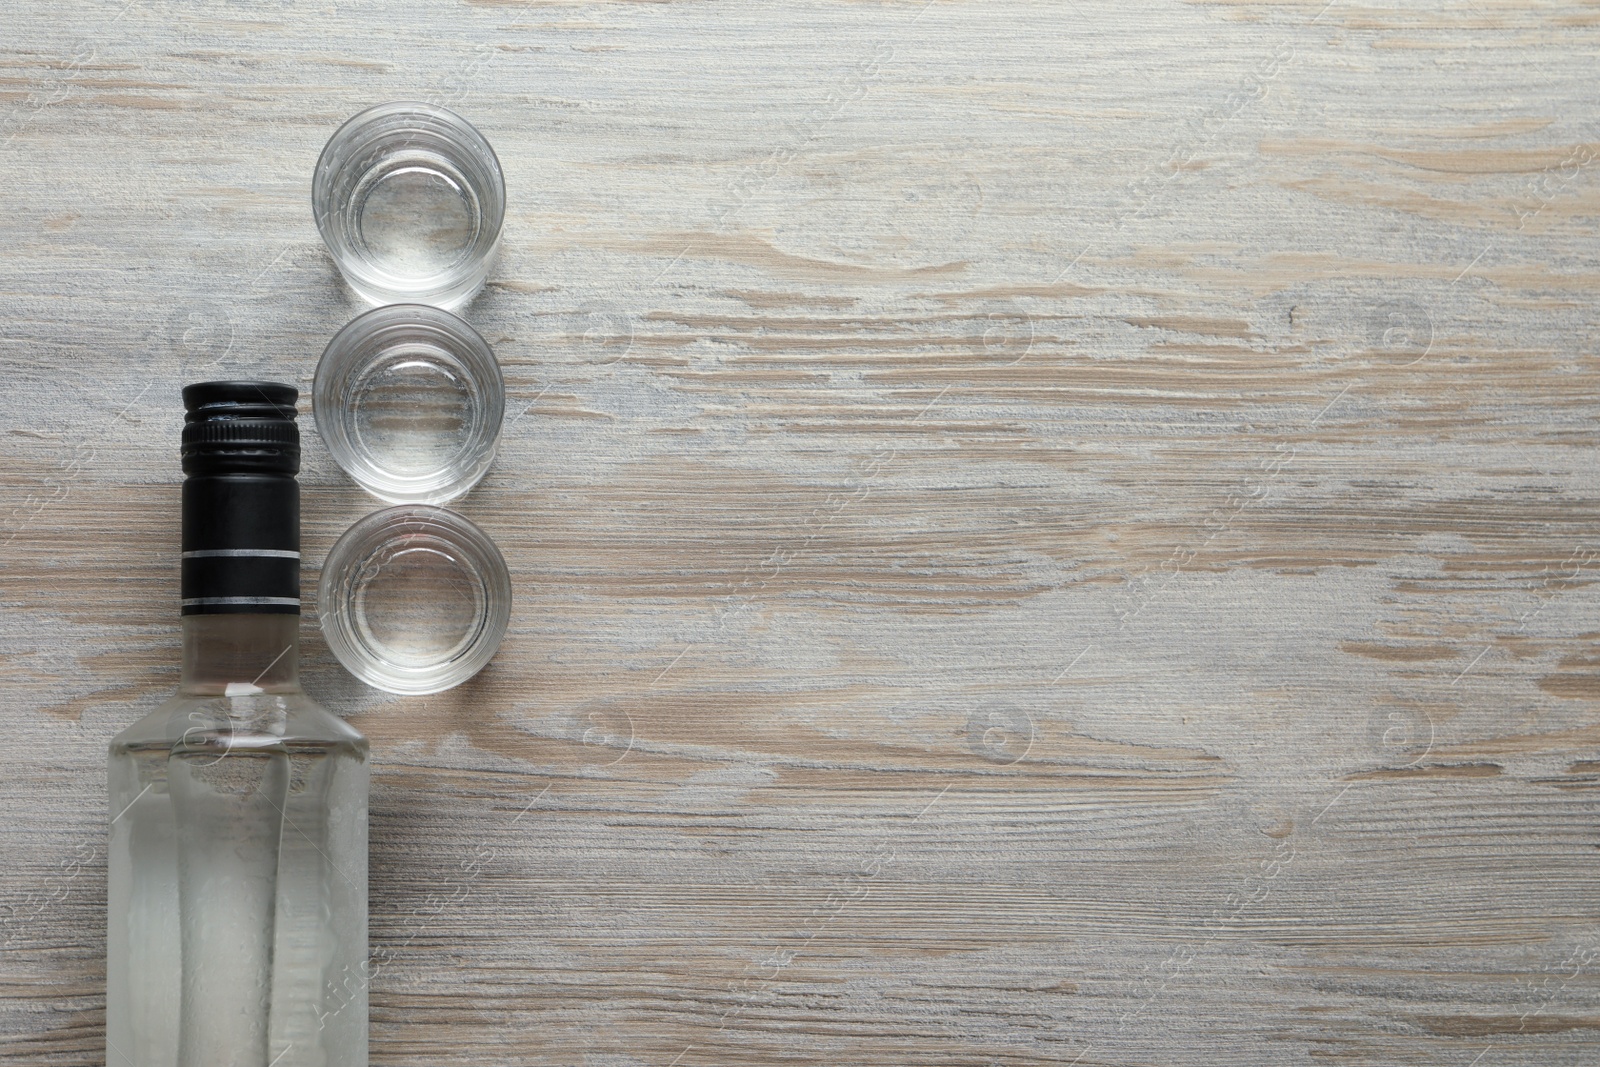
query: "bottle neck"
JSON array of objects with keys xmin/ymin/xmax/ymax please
[{"xmin": 179, "ymin": 613, "xmax": 301, "ymax": 695}]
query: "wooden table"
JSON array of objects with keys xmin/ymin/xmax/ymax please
[{"xmin": 4, "ymin": 2, "xmax": 1598, "ymax": 1063}]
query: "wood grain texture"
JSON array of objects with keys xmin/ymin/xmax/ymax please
[{"xmin": 3, "ymin": 0, "xmax": 1599, "ymax": 1063}]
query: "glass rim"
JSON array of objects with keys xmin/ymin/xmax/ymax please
[
  {"xmin": 312, "ymin": 100, "xmax": 506, "ymax": 309},
  {"xmin": 317, "ymin": 504, "xmax": 511, "ymax": 695},
  {"xmin": 313, "ymin": 303, "xmax": 505, "ymax": 505}
]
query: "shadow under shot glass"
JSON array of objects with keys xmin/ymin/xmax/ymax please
[
  {"xmin": 313, "ymin": 101, "xmax": 505, "ymax": 309},
  {"xmin": 314, "ymin": 304, "xmax": 504, "ymax": 505},
  {"xmin": 319, "ymin": 505, "xmax": 511, "ymax": 695}
]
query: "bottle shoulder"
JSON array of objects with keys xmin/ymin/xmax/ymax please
[{"xmin": 110, "ymin": 688, "xmax": 367, "ymax": 755}]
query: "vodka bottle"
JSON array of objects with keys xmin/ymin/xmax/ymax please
[{"xmin": 108, "ymin": 382, "xmax": 368, "ymax": 1067}]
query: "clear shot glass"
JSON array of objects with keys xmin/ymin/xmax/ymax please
[
  {"xmin": 318, "ymin": 505, "xmax": 511, "ymax": 695},
  {"xmin": 313, "ymin": 101, "xmax": 505, "ymax": 309},
  {"xmin": 314, "ymin": 304, "xmax": 504, "ymax": 505}
]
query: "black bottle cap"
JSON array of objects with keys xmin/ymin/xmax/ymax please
[
  {"xmin": 180, "ymin": 381, "xmax": 301, "ymax": 615},
  {"xmin": 181, "ymin": 380, "xmax": 300, "ymax": 475}
]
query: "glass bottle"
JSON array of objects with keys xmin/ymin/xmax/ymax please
[{"xmin": 107, "ymin": 382, "xmax": 368, "ymax": 1067}]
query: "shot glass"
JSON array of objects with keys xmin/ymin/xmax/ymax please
[
  {"xmin": 314, "ymin": 304, "xmax": 504, "ymax": 505},
  {"xmin": 318, "ymin": 504, "xmax": 512, "ymax": 695},
  {"xmin": 313, "ymin": 101, "xmax": 505, "ymax": 309}
]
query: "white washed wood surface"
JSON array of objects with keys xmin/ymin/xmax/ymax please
[{"xmin": 3, "ymin": 1, "xmax": 1599, "ymax": 1064}]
